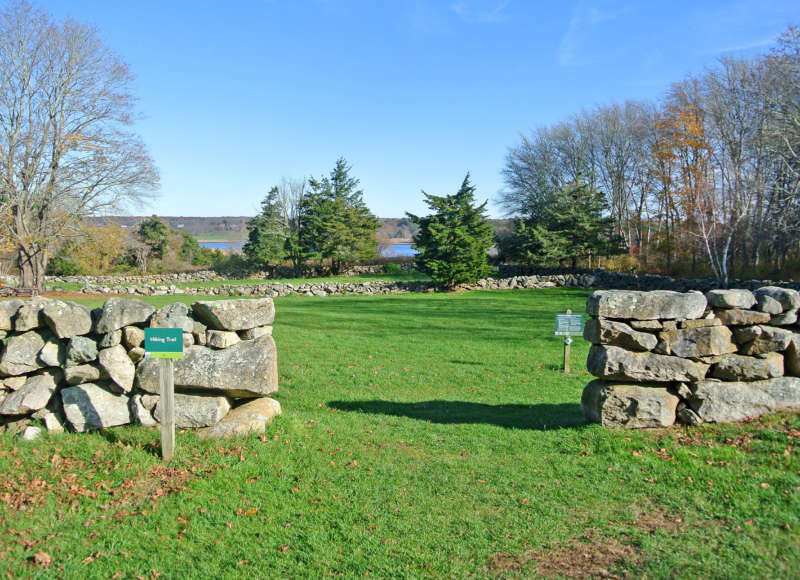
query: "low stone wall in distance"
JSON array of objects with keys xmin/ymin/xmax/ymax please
[
  {"xmin": 581, "ymin": 287, "xmax": 800, "ymax": 428},
  {"xmin": 0, "ymin": 297, "xmax": 280, "ymax": 440}
]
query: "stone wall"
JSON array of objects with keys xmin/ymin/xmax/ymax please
[
  {"xmin": 581, "ymin": 287, "xmax": 800, "ymax": 428},
  {"xmin": 0, "ymin": 297, "xmax": 280, "ymax": 440}
]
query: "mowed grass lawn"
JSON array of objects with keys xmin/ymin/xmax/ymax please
[{"xmin": 1, "ymin": 288, "xmax": 799, "ymax": 578}]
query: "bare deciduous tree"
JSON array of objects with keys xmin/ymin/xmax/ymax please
[{"xmin": 0, "ymin": 1, "xmax": 158, "ymax": 292}]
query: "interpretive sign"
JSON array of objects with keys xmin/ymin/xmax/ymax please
[
  {"xmin": 555, "ymin": 313, "xmax": 583, "ymax": 336},
  {"xmin": 144, "ymin": 328, "xmax": 182, "ymax": 461},
  {"xmin": 555, "ymin": 311, "xmax": 583, "ymax": 374},
  {"xmin": 144, "ymin": 328, "xmax": 184, "ymax": 359}
]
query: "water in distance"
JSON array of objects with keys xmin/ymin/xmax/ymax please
[
  {"xmin": 380, "ymin": 243, "xmax": 418, "ymax": 257},
  {"xmin": 199, "ymin": 241, "xmax": 245, "ymax": 251},
  {"xmin": 200, "ymin": 241, "xmax": 417, "ymax": 256}
]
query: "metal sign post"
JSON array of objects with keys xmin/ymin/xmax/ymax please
[
  {"xmin": 554, "ymin": 309, "xmax": 583, "ymax": 374},
  {"xmin": 144, "ymin": 328, "xmax": 184, "ymax": 461}
]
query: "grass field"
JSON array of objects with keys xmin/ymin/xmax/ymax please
[{"xmin": 1, "ymin": 288, "xmax": 799, "ymax": 578}]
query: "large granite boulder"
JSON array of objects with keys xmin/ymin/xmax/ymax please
[
  {"xmin": 0, "ymin": 330, "xmax": 48, "ymax": 376},
  {"xmin": 711, "ymin": 353, "xmax": 784, "ymax": 381},
  {"xmin": 61, "ymin": 382, "xmax": 131, "ymax": 432},
  {"xmin": 753, "ymin": 287, "xmax": 800, "ymax": 312},
  {"xmin": 0, "ymin": 299, "xmax": 23, "ymax": 331},
  {"xmin": 587, "ymin": 345, "xmax": 709, "ymax": 382},
  {"xmin": 192, "ymin": 298, "xmax": 275, "ymax": 331},
  {"xmin": 136, "ymin": 335, "xmax": 278, "ymax": 398},
  {"xmin": 156, "ymin": 393, "xmax": 231, "ymax": 428},
  {"xmin": 13, "ymin": 297, "xmax": 48, "ymax": 331},
  {"xmin": 586, "ymin": 290, "xmax": 706, "ymax": 321},
  {"xmin": 706, "ymin": 289, "xmax": 756, "ymax": 310},
  {"xmin": 66, "ymin": 336, "xmax": 99, "ymax": 366},
  {"xmin": 689, "ymin": 377, "xmax": 800, "ymax": 422},
  {"xmin": 199, "ymin": 397, "xmax": 281, "ymax": 439},
  {"xmin": 41, "ymin": 299, "xmax": 93, "ymax": 338},
  {"xmin": 583, "ymin": 318, "xmax": 657, "ymax": 351},
  {"xmin": 660, "ymin": 325, "xmax": 737, "ymax": 358},
  {"xmin": 94, "ymin": 298, "xmax": 155, "ymax": 334},
  {"xmin": 98, "ymin": 345, "xmax": 135, "ymax": 393},
  {"xmin": 581, "ymin": 380, "xmax": 679, "ymax": 428},
  {"xmin": 0, "ymin": 370, "xmax": 61, "ymax": 415},
  {"xmin": 149, "ymin": 302, "xmax": 194, "ymax": 333}
]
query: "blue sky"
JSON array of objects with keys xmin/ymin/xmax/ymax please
[{"xmin": 37, "ymin": 0, "xmax": 800, "ymax": 218}]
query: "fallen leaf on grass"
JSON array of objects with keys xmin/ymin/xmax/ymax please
[{"xmin": 32, "ymin": 552, "xmax": 52, "ymax": 567}]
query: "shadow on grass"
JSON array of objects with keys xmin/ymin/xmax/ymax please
[
  {"xmin": 328, "ymin": 400, "xmax": 586, "ymax": 431},
  {"xmin": 97, "ymin": 428, "xmax": 162, "ymax": 458}
]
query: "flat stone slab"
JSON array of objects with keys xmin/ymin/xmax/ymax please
[
  {"xmin": 690, "ymin": 377, "xmax": 800, "ymax": 422},
  {"xmin": 61, "ymin": 382, "xmax": 132, "ymax": 432},
  {"xmin": 706, "ymin": 289, "xmax": 756, "ymax": 310},
  {"xmin": 156, "ymin": 393, "xmax": 231, "ymax": 428},
  {"xmin": 587, "ymin": 345, "xmax": 709, "ymax": 383},
  {"xmin": 136, "ymin": 335, "xmax": 278, "ymax": 398},
  {"xmin": 586, "ymin": 290, "xmax": 707, "ymax": 321},
  {"xmin": 714, "ymin": 308, "xmax": 770, "ymax": 326},
  {"xmin": 711, "ymin": 353, "xmax": 784, "ymax": 381},
  {"xmin": 192, "ymin": 298, "xmax": 275, "ymax": 331},
  {"xmin": 583, "ymin": 318, "xmax": 657, "ymax": 351},
  {"xmin": 660, "ymin": 325, "xmax": 737, "ymax": 359},
  {"xmin": 581, "ymin": 380, "xmax": 678, "ymax": 428}
]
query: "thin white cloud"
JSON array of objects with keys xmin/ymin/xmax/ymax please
[
  {"xmin": 558, "ymin": 1, "xmax": 630, "ymax": 66},
  {"xmin": 449, "ymin": 0, "xmax": 512, "ymax": 24},
  {"xmin": 714, "ymin": 36, "xmax": 776, "ymax": 54}
]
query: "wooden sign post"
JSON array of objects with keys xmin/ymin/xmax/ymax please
[
  {"xmin": 144, "ymin": 328, "xmax": 184, "ymax": 461},
  {"xmin": 554, "ymin": 309, "xmax": 583, "ymax": 374}
]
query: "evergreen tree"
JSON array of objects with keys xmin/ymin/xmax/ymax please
[
  {"xmin": 243, "ymin": 186, "xmax": 289, "ymax": 274},
  {"xmin": 137, "ymin": 216, "xmax": 170, "ymax": 259},
  {"xmin": 408, "ymin": 174, "xmax": 494, "ymax": 289},
  {"xmin": 298, "ymin": 158, "xmax": 379, "ymax": 273},
  {"xmin": 504, "ymin": 180, "xmax": 625, "ymax": 269}
]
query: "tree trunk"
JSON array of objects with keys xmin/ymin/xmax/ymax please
[{"xmin": 17, "ymin": 244, "xmax": 47, "ymax": 294}]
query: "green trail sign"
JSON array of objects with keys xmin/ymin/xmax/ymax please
[
  {"xmin": 144, "ymin": 328, "xmax": 184, "ymax": 359},
  {"xmin": 555, "ymin": 313, "xmax": 583, "ymax": 336}
]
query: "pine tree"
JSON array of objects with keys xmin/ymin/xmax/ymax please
[
  {"xmin": 504, "ymin": 180, "xmax": 625, "ymax": 269},
  {"xmin": 243, "ymin": 186, "xmax": 289, "ymax": 274},
  {"xmin": 408, "ymin": 174, "xmax": 494, "ymax": 289},
  {"xmin": 298, "ymin": 158, "xmax": 379, "ymax": 273}
]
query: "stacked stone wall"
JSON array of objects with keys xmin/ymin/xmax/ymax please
[
  {"xmin": 582, "ymin": 287, "xmax": 800, "ymax": 428},
  {"xmin": 0, "ymin": 297, "xmax": 280, "ymax": 440}
]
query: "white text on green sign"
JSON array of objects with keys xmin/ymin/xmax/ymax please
[
  {"xmin": 144, "ymin": 328, "xmax": 184, "ymax": 359},
  {"xmin": 555, "ymin": 314, "xmax": 583, "ymax": 336}
]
